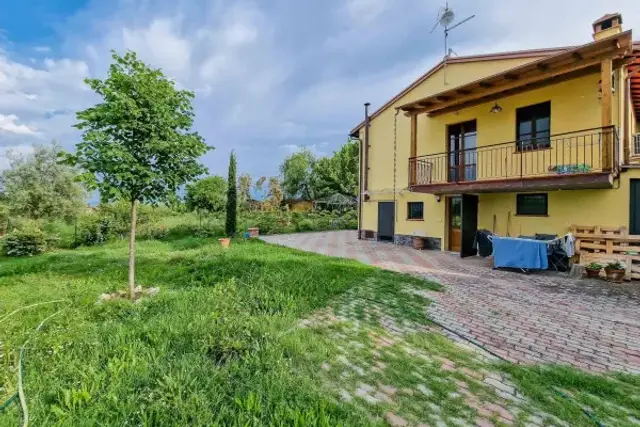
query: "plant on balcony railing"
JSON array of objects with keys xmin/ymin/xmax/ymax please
[{"xmin": 548, "ymin": 164, "xmax": 592, "ymax": 174}]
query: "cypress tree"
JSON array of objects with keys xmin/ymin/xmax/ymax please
[{"xmin": 226, "ymin": 151, "xmax": 237, "ymax": 236}]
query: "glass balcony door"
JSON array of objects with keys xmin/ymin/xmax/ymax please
[{"xmin": 448, "ymin": 120, "xmax": 477, "ymax": 182}]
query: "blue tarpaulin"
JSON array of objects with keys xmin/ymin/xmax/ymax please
[{"xmin": 491, "ymin": 236, "xmax": 549, "ymax": 270}]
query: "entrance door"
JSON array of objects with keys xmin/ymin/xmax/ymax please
[
  {"xmin": 448, "ymin": 120, "xmax": 477, "ymax": 182},
  {"xmin": 460, "ymin": 194, "xmax": 479, "ymax": 258},
  {"xmin": 448, "ymin": 197, "xmax": 462, "ymax": 252},
  {"xmin": 378, "ymin": 202, "xmax": 395, "ymax": 242},
  {"xmin": 631, "ymin": 180, "xmax": 640, "ymax": 234}
]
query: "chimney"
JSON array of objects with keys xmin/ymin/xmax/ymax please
[{"xmin": 592, "ymin": 13, "xmax": 623, "ymax": 41}]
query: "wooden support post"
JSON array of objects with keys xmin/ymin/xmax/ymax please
[
  {"xmin": 601, "ymin": 59, "xmax": 613, "ymax": 170},
  {"xmin": 409, "ymin": 114, "xmax": 417, "ymax": 185}
]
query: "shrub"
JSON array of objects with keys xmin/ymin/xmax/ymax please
[
  {"xmin": 342, "ymin": 210, "xmax": 358, "ymax": 229},
  {"xmin": 75, "ymin": 214, "xmax": 111, "ymax": 247},
  {"xmin": 255, "ymin": 212, "xmax": 279, "ymax": 235},
  {"xmin": 2, "ymin": 225, "xmax": 47, "ymax": 256},
  {"xmin": 294, "ymin": 219, "xmax": 314, "ymax": 232}
]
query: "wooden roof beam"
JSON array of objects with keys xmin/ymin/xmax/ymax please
[
  {"xmin": 436, "ymin": 95, "xmax": 452, "ymax": 102},
  {"xmin": 397, "ymin": 32, "xmax": 633, "ymax": 113},
  {"xmin": 573, "ymin": 52, "xmax": 583, "ymax": 61},
  {"xmin": 422, "ymin": 59, "xmax": 604, "ymax": 116},
  {"xmin": 504, "ymin": 73, "xmax": 519, "ymax": 80}
]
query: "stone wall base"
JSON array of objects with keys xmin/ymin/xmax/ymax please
[
  {"xmin": 359, "ymin": 230, "xmax": 441, "ymax": 250},
  {"xmin": 359, "ymin": 230, "xmax": 377, "ymax": 240},
  {"xmin": 394, "ymin": 234, "xmax": 442, "ymax": 251}
]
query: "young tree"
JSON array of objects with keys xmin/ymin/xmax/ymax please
[
  {"xmin": 1, "ymin": 142, "xmax": 86, "ymax": 221},
  {"xmin": 226, "ymin": 152, "xmax": 237, "ymax": 236},
  {"xmin": 185, "ymin": 176, "xmax": 227, "ymax": 222},
  {"xmin": 253, "ymin": 176, "xmax": 267, "ymax": 204},
  {"xmin": 66, "ymin": 50, "xmax": 210, "ymax": 299},
  {"xmin": 280, "ymin": 148, "xmax": 317, "ymax": 200},
  {"xmin": 267, "ymin": 176, "xmax": 283, "ymax": 208},
  {"xmin": 237, "ymin": 173, "xmax": 252, "ymax": 211}
]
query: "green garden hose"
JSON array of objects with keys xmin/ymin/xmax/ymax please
[{"xmin": 1, "ymin": 300, "xmax": 68, "ymax": 426}]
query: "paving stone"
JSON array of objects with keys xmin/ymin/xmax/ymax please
[
  {"xmin": 417, "ymin": 384, "xmax": 434, "ymax": 396},
  {"xmin": 385, "ymin": 412, "xmax": 408, "ymax": 427},
  {"xmin": 356, "ymin": 382, "xmax": 375, "ymax": 393},
  {"xmin": 321, "ymin": 363, "xmax": 331, "ymax": 371},
  {"xmin": 374, "ymin": 391, "xmax": 394, "ymax": 404},
  {"xmin": 339, "ymin": 389, "xmax": 352, "ymax": 402},
  {"xmin": 378, "ymin": 384, "xmax": 397, "ymax": 395},
  {"xmin": 354, "ymin": 388, "xmax": 379, "ymax": 405},
  {"xmin": 263, "ymin": 231, "xmax": 640, "ymax": 374},
  {"xmin": 400, "ymin": 388, "xmax": 415, "ymax": 396},
  {"xmin": 475, "ymin": 419, "xmax": 494, "ymax": 427}
]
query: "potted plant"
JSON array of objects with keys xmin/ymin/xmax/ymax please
[
  {"xmin": 412, "ymin": 236, "xmax": 425, "ymax": 250},
  {"xmin": 218, "ymin": 238, "xmax": 231, "ymax": 249},
  {"xmin": 584, "ymin": 262, "xmax": 603, "ymax": 279},
  {"xmin": 604, "ymin": 261, "xmax": 626, "ymax": 283}
]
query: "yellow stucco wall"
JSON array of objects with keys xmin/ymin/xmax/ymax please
[
  {"xmin": 359, "ymin": 55, "xmax": 636, "ymax": 248},
  {"xmin": 421, "ymin": 72, "xmax": 611, "ymax": 182},
  {"xmin": 478, "ymin": 169, "xmax": 640, "ymax": 237},
  {"xmin": 360, "ymin": 57, "xmax": 543, "ymax": 235}
]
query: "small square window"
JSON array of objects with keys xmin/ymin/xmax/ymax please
[
  {"xmin": 407, "ymin": 202, "xmax": 424, "ymax": 220},
  {"xmin": 516, "ymin": 194, "xmax": 548, "ymax": 216}
]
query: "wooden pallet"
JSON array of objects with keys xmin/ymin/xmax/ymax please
[{"xmin": 572, "ymin": 225, "xmax": 640, "ymax": 280}]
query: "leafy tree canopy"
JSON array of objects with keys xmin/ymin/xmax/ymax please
[
  {"xmin": 185, "ymin": 176, "xmax": 227, "ymax": 214},
  {"xmin": 278, "ymin": 139, "xmax": 359, "ymax": 201},
  {"xmin": 0, "ymin": 142, "xmax": 86, "ymax": 221},
  {"xmin": 314, "ymin": 139, "xmax": 359, "ymax": 198},
  {"xmin": 280, "ymin": 148, "xmax": 317, "ymax": 200},
  {"xmin": 65, "ymin": 50, "xmax": 211, "ymax": 205}
]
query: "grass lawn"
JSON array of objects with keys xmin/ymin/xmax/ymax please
[
  {"xmin": 1, "ymin": 235, "xmax": 639, "ymax": 426},
  {"xmin": 0, "ymin": 236, "xmax": 436, "ymax": 426}
]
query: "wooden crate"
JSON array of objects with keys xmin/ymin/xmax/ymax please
[{"xmin": 572, "ymin": 225, "xmax": 640, "ymax": 280}]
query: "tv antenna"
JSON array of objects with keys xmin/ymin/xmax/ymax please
[{"xmin": 430, "ymin": 2, "xmax": 475, "ymax": 84}]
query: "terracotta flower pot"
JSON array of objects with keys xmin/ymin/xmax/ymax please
[
  {"xmin": 412, "ymin": 237, "xmax": 425, "ymax": 250},
  {"xmin": 605, "ymin": 268, "xmax": 625, "ymax": 283},
  {"xmin": 219, "ymin": 238, "xmax": 231, "ymax": 249},
  {"xmin": 585, "ymin": 268, "xmax": 602, "ymax": 279}
]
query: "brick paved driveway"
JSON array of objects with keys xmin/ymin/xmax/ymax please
[{"xmin": 262, "ymin": 231, "xmax": 640, "ymax": 374}]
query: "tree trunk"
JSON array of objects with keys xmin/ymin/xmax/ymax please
[{"xmin": 128, "ymin": 199, "xmax": 138, "ymax": 300}]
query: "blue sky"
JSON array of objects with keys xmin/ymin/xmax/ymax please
[{"xmin": 1, "ymin": 0, "xmax": 640, "ymax": 177}]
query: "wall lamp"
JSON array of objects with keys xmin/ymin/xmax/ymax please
[{"xmin": 489, "ymin": 101, "xmax": 503, "ymax": 114}]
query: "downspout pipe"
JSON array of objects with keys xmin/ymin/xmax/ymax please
[
  {"xmin": 353, "ymin": 135, "xmax": 363, "ymax": 239},
  {"xmin": 364, "ymin": 103, "xmax": 371, "ymax": 193}
]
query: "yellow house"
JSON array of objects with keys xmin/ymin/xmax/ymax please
[{"xmin": 351, "ymin": 13, "xmax": 640, "ymax": 255}]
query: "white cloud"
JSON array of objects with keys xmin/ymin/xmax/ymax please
[
  {"xmin": 121, "ymin": 19, "xmax": 192, "ymax": 79},
  {"xmin": 279, "ymin": 143, "xmax": 327, "ymax": 157},
  {"xmin": 223, "ymin": 23, "xmax": 258, "ymax": 46},
  {"xmin": 0, "ymin": 114, "xmax": 38, "ymax": 135},
  {"xmin": 2, "ymin": 0, "xmax": 640, "ymax": 180}
]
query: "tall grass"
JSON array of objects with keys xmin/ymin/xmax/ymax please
[{"xmin": 0, "ymin": 236, "xmax": 426, "ymax": 426}]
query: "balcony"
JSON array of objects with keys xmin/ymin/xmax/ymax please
[
  {"xmin": 409, "ymin": 126, "xmax": 618, "ymax": 194},
  {"xmin": 634, "ymin": 134, "xmax": 640, "ymax": 156}
]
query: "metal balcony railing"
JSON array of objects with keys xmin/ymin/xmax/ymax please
[
  {"xmin": 409, "ymin": 126, "xmax": 618, "ymax": 187},
  {"xmin": 634, "ymin": 134, "xmax": 640, "ymax": 156}
]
